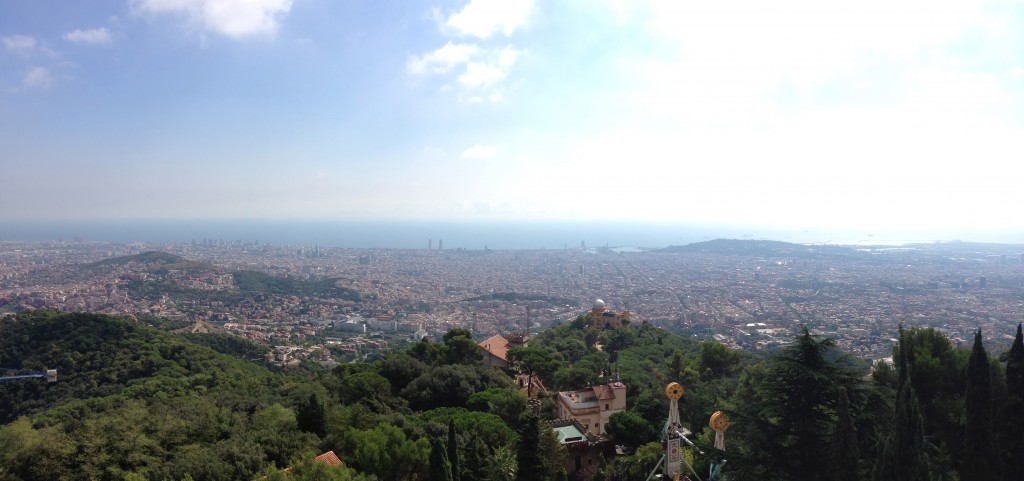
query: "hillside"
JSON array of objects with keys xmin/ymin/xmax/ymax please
[
  {"xmin": 0, "ymin": 310, "xmax": 325, "ymax": 480},
  {"xmin": 121, "ymin": 270, "xmax": 360, "ymax": 308},
  {"xmin": 2, "ymin": 310, "xmax": 1018, "ymax": 481},
  {"xmin": 661, "ymin": 238, "xmax": 869, "ymax": 260},
  {"xmin": 88, "ymin": 251, "xmax": 213, "ymax": 272}
]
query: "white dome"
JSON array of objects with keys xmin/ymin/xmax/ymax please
[{"xmin": 593, "ymin": 299, "xmax": 606, "ymax": 308}]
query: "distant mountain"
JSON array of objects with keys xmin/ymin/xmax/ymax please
[{"xmin": 660, "ymin": 238, "xmax": 869, "ymax": 259}]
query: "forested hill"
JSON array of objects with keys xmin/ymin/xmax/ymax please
[
  {"xmin": 0, "ymin": 310, "xmax": 285, "ymax": 424},
  {"xmin": 661, "ymin": 238, "xmax": 869, "ymax": 260},
  {"xmin": 87, "ymin": 251, "xmax": 213, "ymax": 271},
  {"xmin": 2, "ymin": 310, "xmax": 1022, "ymax": 481},
  {"xmin": 0, "ymin": 310, "xmax": 334, "ymax": 480}
]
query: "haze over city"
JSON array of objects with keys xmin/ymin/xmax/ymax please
[{"xmin": 2, "ymin": 0, "xmax": 1023, "ymax": 241}]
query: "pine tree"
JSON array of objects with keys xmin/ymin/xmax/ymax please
[
  {"xmin": 428, "ymin": 439, "xmax": 454, "ymax": 481},
  {"xmin": 760, "ymin": 325, "xmax": 859, "ymax": 481},
  {"xmin": 961, "ymin": 330, "xmax": 1001, "ymax": 481},
  {"xmin": 1005, "ymin": 323, "xmax": 1024, "ymax": 481},
  {"xmin": 828, "ymin": 386, "xmax": 859, "ymax": 481},
  {"xmin": 447, "ymin": 420, "xmax": 461, "ymax": 481},
  {"xmin": 875, "ymin": 324, "xmax": 932, "ymax": 481},
  {"xmin": 296, "ymin": 393, "xmax": 326, "ymax": 437}
]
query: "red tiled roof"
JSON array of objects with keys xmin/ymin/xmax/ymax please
[
  {"xmin": 315, "ymin": 451, "xmax": 342, "ymax": 466},
  {"xmin": 478, "ymin": 334, "xmax": 509, "ymax": 362}
]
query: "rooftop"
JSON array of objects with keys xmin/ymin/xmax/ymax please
[{"xmin": 478, "ymin": 334, "xmax": 509, "ymax": 362}]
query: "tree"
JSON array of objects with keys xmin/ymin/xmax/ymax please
[
  {"xmin": 444, "ymin": 328, "xmax": 482, "ymax": 365},
  {"xmin": 551, "ymin": 366, "xmax": 597, "ymax": 391},
  {"xmin": 344, "ymin": 424, "xmax": 429, "ymax": 480},
  {"xmin": 507, "ymin": 346, "xmax": 562, "ymax": 381},
  {"xmin": 487, "ymin": 445, "xmax": 518, "ymax": 481},
  {"xmin": 428, "ymin": 439, "xmax": 454, "ymax": 481},
  {"xmin": 401, "ymin": 364, "xmax": 513, "ymax": 411},
  {"xmin": 337, "ymin": 371, "xmax": 392, "ymax": 405},
  {"xmin": 758, "ymin": 325, "xmax": 860, "ymax": 481},
  {"xmin": 448, "ymin": 420, "xmax": 461, "ymax": 481},
  {"xmin": 605, "ymin": 411, "xmax": 657, "ymax": 448},
  {"xmin": 377, "ymin": 353, "xmax": 428, "ymax": 394},
  {"xmin": 418, "ymin": 408, "xmax": 519, "ymax": 450},
  {"xmin": 516, "ymin": 414, "xmax": 546, "ymax": 481},
  {"xmin": 961, "ymin": 330, "xmax": 1001, "ymax": 481},
  {"xmin": 598, "ymin": 328, "xmax": 635, "ymax": 363},
  {"xmin": 875, "ymin": 324, "xmax": 932, "ymax": 481},
  {"xmin": 1004, "ymin": 323, "xmax": 1024, "ymax": 481},
  {"xmin": 828, "ymin": 387, "xmax": 859, "ymax": 481},
  {"xmin": 899, "ymin": 326, "xmax": 969, "ymax": 464},
  {"xmin": 699, "ymin": 341, "xmax": 740, "ymax": 379},
  {"xmin": 297, "ymin": 393, "xmax": 326, "ymax": 437},
  {"xmin": 466, "ymin": 388, "xmax": 528, "ymax": 424},
  {"xmin": 262, "ymin": 455, "xmax": 370, "ymax": 481}
]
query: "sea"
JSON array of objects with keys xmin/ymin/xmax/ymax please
[{"xmin": 0, "ymin": 219, "xmax": 1019, "ymax": 250}]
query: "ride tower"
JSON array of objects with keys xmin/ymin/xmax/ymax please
[
  {"xmin": 665, "ymin": 382, "xmax": 686, "ymax": 478},
  {"xmin": 646, "ymin": 382, "xmax": 728, "ymax": 481}
]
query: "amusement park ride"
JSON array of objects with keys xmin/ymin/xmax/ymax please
[
  {"xmin": 645, "ymin": 382, "xmax": 729, "ymax": 481},
  {"xmin": 0, "ymin": 368, "xmax": 57, "ymax": 383}
]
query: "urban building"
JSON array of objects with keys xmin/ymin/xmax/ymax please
[{"xmin": 588, "ymin": 299, "xmax": 631, "ymax": 329}]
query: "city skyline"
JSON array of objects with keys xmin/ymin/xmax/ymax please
[{"xmin": 3, "ymin": 1, "xmax": 1024, "ymax": 235}]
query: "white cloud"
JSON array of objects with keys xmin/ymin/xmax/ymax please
[
  {"xmin": 406, "ymin": 42, "xmax": 479, "ymax": 74},
  {"xmin": 410, "ymin": 43, "xmax": 523, "ymax": 99},
  {"xmin": 64, "ymin": 28, "xmax": 113, "ymax": 44},
  {"xmin": 134, "ymin": 0, "xmax": 293, "ymax": 38},
  {"xmin": 497, "ymin": 45, "xmax": 523, "ymax": 68},
  {"xmin": 461, "ymin": 145, "xmax": 498, "ymax": 160},
  {"xmin": 444, "ymin": 0, "xmax": 533, "ymax": 38},
  {"xmin": 458, "ymin": 62, "xmax": 505, "ymax": 88},
  {"xmin": 22, "ymin": 66, "xmax": 54, "ymax": 89},
  {"xmin": 423, "ymin": 146, "xmax": 445, "ymax": 155},
  {"xmin": 2, "ymin": 35, "xmax": 37, "ymax": 53},
  {"xmin": 457, "ymin": 46, "xmax": 524, "ymax": 88},
  {"xmin": 1, "ymin": 35, "xmax": 56, "ymax": 57}
]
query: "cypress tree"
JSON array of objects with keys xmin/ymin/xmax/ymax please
[
  {"xmin": 428, "ymin": 439, "xmax": 454, "ymax": 481},
  {"xmin": 828, "ymin": 386, "xmax": 859, "ymax": 481},
  {"xmin": 516, "ymin": 414, "xmax": 546, "ymax": 481},
  {"xmin": 875, "ymin": 323, "xmax": 932, "ymax": 481},
  {"xmin": 447, "ymin": 420, "xmax": 460, "ymax": 481},
  {"xmin": 1004, "ymin": 323, "xmax": 1024, "ymax": 481},
  {"xmin": 962, "ymin": 330, "xmax": 1001, "ymax": 481}
]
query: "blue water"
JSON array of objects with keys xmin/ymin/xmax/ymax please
[{"xmin": 0, "ymin": 219, "xmax": 1018, "ymax": 249}]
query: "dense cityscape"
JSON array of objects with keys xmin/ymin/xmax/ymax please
[{"xmin": 4, "ymin": 237, "xmax": 1022, "ymax": 365}]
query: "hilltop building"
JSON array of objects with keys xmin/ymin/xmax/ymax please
[
  {"xmin": 478, "ymin": 331, "xmax": 528, "ymax": 369},
  {"xmin": 552, "ymin": 419, "xmax": 613, "ymax": 477},
  {"xmin": 588, "ymin": 299, "xmax": 631, "ymax": 329},
  {"xmin": 556, "ymin": 381, "xmax": 627, "ymax": 435}
]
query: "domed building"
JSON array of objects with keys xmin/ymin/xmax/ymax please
[{"xmin": 588, "ymin": 299, "xmax": 631, "ymax": 329}]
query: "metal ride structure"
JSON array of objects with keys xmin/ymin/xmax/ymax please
[
  {"xmin": 0, "ymin": 368, "xmax": 57, "ymax": 382},
  {"xmin": 645, "ymin": 382, "xmax": 728, "ymax": 481}
]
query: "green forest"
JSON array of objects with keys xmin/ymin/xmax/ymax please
[{"xmin": 1, "ymin": 309, "xmax": 1022, "ymax": 481}]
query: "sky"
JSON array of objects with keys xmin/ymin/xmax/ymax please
[{"xmin": 2, "ymin": 0, "xmax": 1024, "ymax": 235}]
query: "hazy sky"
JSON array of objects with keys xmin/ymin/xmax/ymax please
[{"xmin": 2, "ymin": 0, "xmax": 1023, "ymax": 233}]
